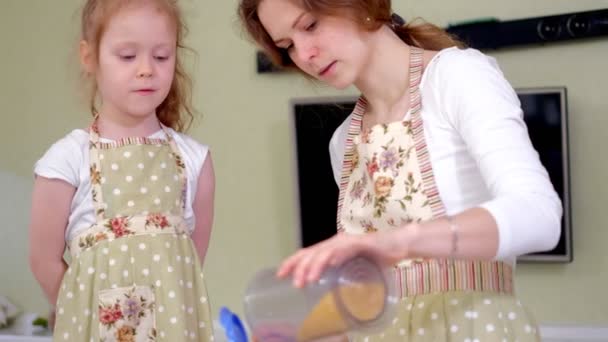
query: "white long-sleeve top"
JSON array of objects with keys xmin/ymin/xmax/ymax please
[{"xmin": 329, "ymin": 47, "xmax": 562, "ymax": 262}]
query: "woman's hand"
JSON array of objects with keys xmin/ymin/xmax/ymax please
[{"xmin": 277, "ymin": 225, "xmax": 418, "ymax": 287}]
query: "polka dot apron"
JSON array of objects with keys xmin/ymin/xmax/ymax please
[
  {"xmin": 337, "ymin": 47, "xmax": 540, "ymax": 342},
  {"xmin": 53, "ymin": 120, "xmax": 214, "ymax": 341}
]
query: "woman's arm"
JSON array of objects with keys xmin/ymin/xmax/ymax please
[{"xmin": 435, "ymin": 49, "xmax": 562, "ymax": 260}]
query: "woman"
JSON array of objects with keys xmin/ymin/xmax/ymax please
[{"xmin": 239, "ymin": 0, "xmax": 562, "ymax": 341}]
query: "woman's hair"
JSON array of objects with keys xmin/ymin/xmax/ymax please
[
  {"xmin": 238, "ymin": 0, "xmax": 463, "ymax": 70},
  {"xmin": 80, "ymin": 0, "xmax": 195, "ymax": 131}
]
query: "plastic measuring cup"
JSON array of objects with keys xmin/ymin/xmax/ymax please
[{"xmin": 243, "ymin": 256, "xmax": 399, "ymax": 342}]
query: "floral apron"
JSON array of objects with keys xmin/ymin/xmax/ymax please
[{"xmin": 53, "ymin": 121, "xmax": 214, "ymax": 341}]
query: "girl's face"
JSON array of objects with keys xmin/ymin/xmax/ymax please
[
  {"xmin": 83, "ymin": 2, "xmax": 177, "ymax": 119},
  {"xmin": 258, "ymin": 0, "xmax": 373, "ymax": 90}
]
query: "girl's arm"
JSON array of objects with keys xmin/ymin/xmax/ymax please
[
  {"xmin": 192, "ymin": 153, "xmax": 215, "ymax": 265},
  {"xmin": 28, "ymin": 176, "xmax": 75, "ymax": 306}
]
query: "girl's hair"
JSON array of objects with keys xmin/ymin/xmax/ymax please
[
  {"xmin": 238, "ymin": 0, "xmax": 464, "ymax": 70},
  {"xmin": 81, "ymin": 0, "xmax": 194, "ymax": 131}
]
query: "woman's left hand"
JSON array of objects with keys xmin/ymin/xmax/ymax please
[{"xmin": 277, "ymin": 226, "xmax": 416, "ymax": 287}]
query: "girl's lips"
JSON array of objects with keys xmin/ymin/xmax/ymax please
[{"xmin": 135, "ymin": 89, "xmax": 156, "ymax": 95}]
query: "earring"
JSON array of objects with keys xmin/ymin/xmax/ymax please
[{"xmin": 365, "ymin": 17, "xmax": 372, "ymax": 22}]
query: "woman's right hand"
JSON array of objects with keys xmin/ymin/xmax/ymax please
[{"xmin": 276, "ymin": 224, "xmax": 417, "ymax": 287}]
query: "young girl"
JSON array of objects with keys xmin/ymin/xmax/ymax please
[
  {"xmin": 29, "ymin": 1, "xmax": 215, "ymax": 340},
  {"xmin": 239, "ymin": 0, "xmax": 562, "ymax": 341}
]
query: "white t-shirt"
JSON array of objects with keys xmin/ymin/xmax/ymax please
[
  {"xmin": 329, "ymin": 47, "xmax": 563, "ymax": 262},
  {"xmin": 34, "ymin": 127, "xmax": 209, "ymax": 242}
]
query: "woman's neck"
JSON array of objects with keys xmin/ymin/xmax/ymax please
[{"xmin": 354, "ymin": 26, "xmax": 413, "ymax": 123}]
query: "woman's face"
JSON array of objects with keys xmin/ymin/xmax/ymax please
[{"xmin": 258, "ymin": 0, "xmax": 373, "ymax": 89}]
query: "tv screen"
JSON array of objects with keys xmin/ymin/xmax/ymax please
[{"xmin": 290, "ymin": 87, "xmax": 572, "ymax": 263}]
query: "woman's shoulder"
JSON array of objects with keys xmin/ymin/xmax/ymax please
[
  {"xmin": 329, "ymin": 110, "xmax": 356, "ymax": 151},
  {"xmin": 424, "ymin": 47, "xmax": 502, "ymax": 84},
  {"xmin": 432, "ymin": 46, "xmax": 495, "ymax": 66}
]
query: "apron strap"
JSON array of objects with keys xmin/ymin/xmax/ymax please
[
  {"xmin": 164, "ymin": 132, "xmax": 188, "ymax": 217},
  {"xmin": 88, "ymin": 117, "xmax": 106, "ymax": 221},
  {"xmin": 335, "ymin": 47, "xmax": 425, "ymax": 232}
]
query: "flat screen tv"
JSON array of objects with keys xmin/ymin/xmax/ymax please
[{"xmin": 290, "ymin": 87, "xmax": 572, "ymax": 263}]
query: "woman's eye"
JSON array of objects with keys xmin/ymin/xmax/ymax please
[{"xmin": 306, "ymin": 21, "xmax": 317, "ymax": 31}]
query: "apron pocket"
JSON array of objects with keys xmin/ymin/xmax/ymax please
[{"xmin": 98, "ymin": 285, "xmax": 157, "ymax": 341}]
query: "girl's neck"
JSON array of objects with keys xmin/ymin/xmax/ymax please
[{"xmin": 94, "ymin": 107, "xmax": 161, "ymax": 140}]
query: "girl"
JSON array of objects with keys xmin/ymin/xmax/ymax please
[
  {"xmin": 239, "ymin": 0, "xmax": 562, "ymax": 341},
  {"xmin": 29, "ymin": 1, "xmax": 215, "ymax": 340}
]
